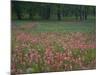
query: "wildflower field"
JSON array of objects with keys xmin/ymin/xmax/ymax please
[{"xmin": 11, "ymin": 21, "xmax": 96, "ymax": 74}]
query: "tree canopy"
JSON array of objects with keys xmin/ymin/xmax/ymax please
[{"xmin": 11, "ymin": 1, "xmax": 96, "ymax": 21}]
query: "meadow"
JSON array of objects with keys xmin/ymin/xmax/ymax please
[{"xmin": 11, "ymin": 20, "xmax": 96, "ymax": 74}]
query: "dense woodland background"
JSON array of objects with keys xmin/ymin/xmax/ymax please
[{"xmin": 11, "ymin": 1, "xmax": 96, "ymax": 21}]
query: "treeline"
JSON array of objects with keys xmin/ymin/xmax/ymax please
[{"xmin": 11, "ymin": 1, "xmax": 96, "ymax": 21}]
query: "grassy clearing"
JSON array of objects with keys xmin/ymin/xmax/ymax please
[
  {"xmin": 11, "ymin": 20, "xmax": 96, "ymax": 74},
  {"xmin": 37, "ymin": 22, "xmax": 95, "ymax": 32},
  {"xmin": 12, "ymin": 20, "xmax": 96, "ymax": 33}
]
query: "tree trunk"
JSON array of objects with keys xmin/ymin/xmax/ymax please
[
  {"xmin": 15, "ymin": 10, "xmax": 22, "ymax": 20},
  {"xmin": 79, "ymin": 6, "xmax": 82, "ymax": 21},
  {"xmin": 45, "ymin": 5, "xmax": 51, "ymax": 20},
  {"xmin": 84, "ymin": 6, "xmax": 87, "ymax": 20},
  {"xmin": 14, "ymin": 4, "xmax": 22, "ymax": 20},
  {"xmin": 29, "ymin": 8, "xmax": 33, "ymax": 20},
  {"xmin": 57, "ymin": 5, "xmax": 61, "ymax": 21}
]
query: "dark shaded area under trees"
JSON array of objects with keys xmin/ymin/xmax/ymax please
[{"xmin": 11, "ymin": 1, "xmax": 96, "ymax": 21}]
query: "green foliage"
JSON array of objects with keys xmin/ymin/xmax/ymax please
[
  {"xmin": 82, "ymin": 49, "xmax": 96, "ymax": 65},
  {"xmin": 11, "ymin": 1, "xmax": 96, "ymax": 21},
  {"xmin": 72, "ymin": 49, "xmax": 82, "ymax": 57},
  {"xmin": 53, "ymin": 42, "xmax": 65, "ymax": 52},
  {"xmin": 33, "ymin": 43, "xmax": 45, "ymax": 53}
]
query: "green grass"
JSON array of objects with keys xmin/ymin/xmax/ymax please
[
  {"xmin": 82, "ymin": 49, "xmax": 96, "ymax": 65},
  {"xmin": 12, "ymin": 20, "xmax": 96, "ymax": 33},
  {"xmin": 36, "ymin": 22, "xmax": 95, "ymax": 32}
]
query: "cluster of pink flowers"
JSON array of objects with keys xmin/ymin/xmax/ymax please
[
  {"xmin": 16, "ymin": 32, "xmax": 38, "ymax": 44},
  {"xmin": 28, "ymin": 50, "xmax": 40, "ymax": 63},
  {"xmin": 58, "ymin": 32, "xmax": 96, "ymax": 50},
  {"xmin": 11, "ymin": 48, "xmax": 40, "ymax": 74},
  {"xmin": 11, "ymin": 32, "xmax": 96, "ymax": 74}
]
